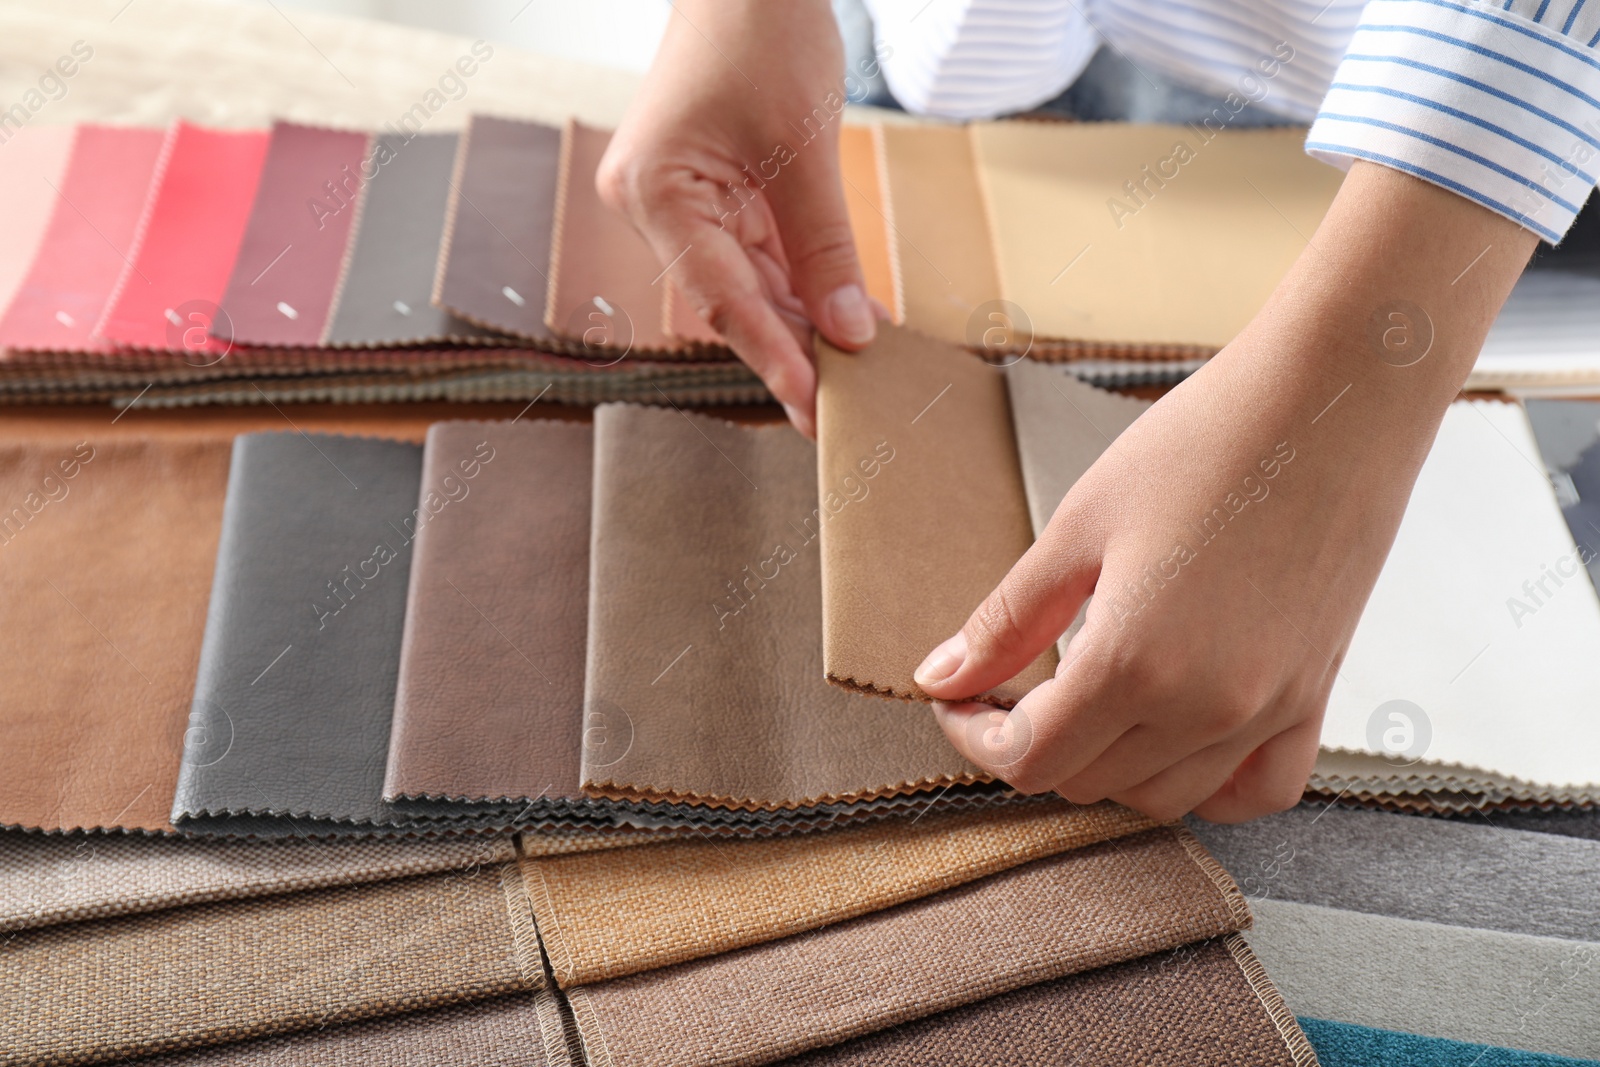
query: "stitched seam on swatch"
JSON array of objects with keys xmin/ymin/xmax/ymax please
[
  {"xmin": 965, "ymin": 122, "xmax": 1008, "ymax": 326},
  {"xmin": 534, "ymin": 985, "xmax": 576, "ymax": 1067},
  {"xmin": 431, "ymin": 113, "xmax": 475, "ymax": 313},
  {"xmin": 565, "ymin": 987, "xmax": 615, "ymax": 1067},
  {"xmin": 92, "ymin": 120, "xmax": 179, "ymax": 344},
  {"xmin": 580, "ymin": 773, "xmax": 996, "ymax": 811},
  {"xmin": 874, "ymin": 123, "xmax": 910, "ymax": 327},
  {"xmin": 517, "ymin": 853, "xmax": 580, "ymax": 988},
  {"xmin": 497, "ymin": 858, "xmax": 547, "ymax": 989},
  {"xmin": 1174, "ymin": 824, "xmax": 1254, "ymax": 931},
  {"xmin": 1224, "ymin": 933, "xmax": 1322, "ymax": 1067}
]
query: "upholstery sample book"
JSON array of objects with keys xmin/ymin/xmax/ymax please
[
  {"xmin": 433, "ymin": 114, "xmax": 562, "ymax": 341},
  {"xmin": 566, "ymin": 827, "xmax": 1250, "ymax": 1067},
  {"xmin": 815, "ymin": 324, "xmax": 1055, "ymax": 705},
  {"xmin": 0, "ymin": 436, "xmax": 232, "ymax": 833},
  {"xmin": 1246, "ymin": 898, "xmax": 1600, "ymax": 1061},
  {"xmin": 522, "ymin": 800, "xmax": 1154, "ymax": 987},
  {"xmin": 583, "ymin": 402, "xmax": 987, "ymax": 808},
  {"xmin": 0, "ymin": 124, "xmax": 75, "ymax": 320},
  {"xmin": 322, "ymin": 131, "xmax": 497, "ymax": 346},
  {"xmin": 0, "ymin": 125, "xmax": 166, "ymax": 351},
  {"xmin": 1301, "ymin": 1017, "xmax": 1600, "ymax": 1067},
  {"xmin": 97, "ymin": 121, "xmax": 269, "ymax": 352},
  {"xmin": 219, "ymin": 121, "xmax": 370, "ymax": 346}
]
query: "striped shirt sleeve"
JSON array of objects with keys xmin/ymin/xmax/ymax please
[{"xmin": 1307, "ymin": 0, "xmax": 1600, "ymax": 243}]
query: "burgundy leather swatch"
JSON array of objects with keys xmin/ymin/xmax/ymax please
[
  {"xmin": 0, "ymin": 124, "xmax": 75, "ymax": 323},
  {"xmin": 433, "ymin": 115, "xmax": 560, "ymax": 341},
  {"xmin": 583, "ymin": 403, "xmax": 981, "ymax": 809},
  {"xmin": 219, "ymin": 122, "xmax": 370, "ymax": 346},
  {"xmin": 97, "ymin": 122, "xmax": 269, "ymax": 353},
  {"xmin": 386, "ymin": 420, "xmax": 592, "ymax": 804},
  {"xmin": 0, "ymin": 126, "xmax": 165, "ymax": 351}
]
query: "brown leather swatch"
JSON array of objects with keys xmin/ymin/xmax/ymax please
[
  {"xmin": 839, "ymin": 123, "xmax": 895, "ymax": 314},
  {"xmin": 387, "ymin": 420, "xmax": 592, "ymax": 804},
  {"xmin": 523, "ymin": 799, "xmax": 1154, "ymax": 987},
  {"xmin": 0, "ymin": 436, "xmax": 231, "ymax": 833},
  {"xmin": 0, "ymin": 861, "xmax": 545, "ymax": 1065},
  {"xmin": 776, "ymin": 935, "xmax": 1316, "ymax": 1067},
  {"xmin": 584, "ymin": 402, "xmax": 981, "ymax": 808},
  {"xmin": 877, "ymin": 124, "xmax": 1000, "ymax": 343},
  {"xmin": 566, "ymin": 827, "xmax": 1250, "ymax": 1067},
  {"xmin": 815, "ymin": 323, "xmax": 1054, "ymax": 705},
  {"xmin": 433, "ymin": 115, "xmax": 560, "ymax": 341}
]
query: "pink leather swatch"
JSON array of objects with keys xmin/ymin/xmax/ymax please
[
  {"xmin": 96, "ymin": 122, "xmax": 269, "ymax": 354},
  {"xmin": 0, "ymin": 124, "xmax": 76, "ymax": 326},
  {"xmin": 0, "ymin": 126, "xmax": 165, "ymax": 351}
]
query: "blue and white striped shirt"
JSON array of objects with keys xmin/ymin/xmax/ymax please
[{"xmin": 863, "ymin": 0, "xmax": 1600, "ymax": 241}]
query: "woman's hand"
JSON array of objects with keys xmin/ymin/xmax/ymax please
[
  {"xmin": 919, "ymin": 162, "xmax": 1538, "ymax": 823},
  {"xmin": 598, "ymin": 0, "xmax": 875, "ymax": 437}
]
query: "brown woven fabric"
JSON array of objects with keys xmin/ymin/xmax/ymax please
[
  {"xmin": 0, "ymin": 861, "xmax": 544, "ymax": 1065},
  {"xmin": 525, "ymin": 800, "xmax": 1155, "ymax": 988},
  {"xmin": 774, "ymin": 935, "xmax": 1317, "ymax": 1067},
  {"xmin": 0, "ymin": 831, "xmax": 515, "ymax": 934},
  {"xmin": 567, "ymin": 827, "xmax": 1249, "ymax": 1067}
]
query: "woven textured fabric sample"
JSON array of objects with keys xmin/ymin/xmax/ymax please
[
  {"xmin": 386, "ymin": 420, "xmax": 592, "ymax": 805},
  {"xmin": 877, "ymin": 124, "xmax": 1000, "ymax": 343},
  {"xmin": 838, "ymin": 123, "xmax": 894, "ymax": 314},
  {"xmin": 0, "ymin": 830, "xmax": 514, "ymax": 934},
  {"xmin": 0, "ymin": 437, "xmax": 231, "ymax": 833},
  {"xmin": 323, "ymin": 131, "xmax": 498, "ymax": 346},
  {"xmin": 815, "ymin": 323, "xmax": 1053, "ymax": 705},
  {"xmin": 97, "ymin": 121, "xmax": 269, "ymax": 352},
  {"xmin": 434, "ymin": 114, "xmax": 560, "ymax": 341},
  {"xmin": 567, "ymin": 827, "xmax": 1250, "ymax": 1067},
  {"xmin": 0, "ymin": 124, "xmax": 75, "ymax": 320},
  {"xmin": 971, "ymin": 123, "xmax": 1341, "ymax": 352},
  {"xmin": 1246, "ymin": 898, "xmax": 1600, "ymax": 1061},
  {"xmin": 584, "ymin": 402, "xmax": 982, "ymax": 808},
  {"xmin": 1301, "ymin": 1017, "xmax": 1600, "ymax": 1067},
  {"xmin": 0, "ymin": 863, "xmax": 544, "ymax": 1065},
  {"xmin": 1192, "ymin": 804, "xmax": 1600, "ymax": 942},
  {"xmin": 777, "ymin": 936, "xmax": 1316, "ymax": 1067},
  {"xmin": 219, "ymin": 122, "xmax": 370, "ymax": 346},
  {"xmin": 525, "ymin": 799, "xmax": 1154, "ymax": 987},
  {"xmin": 0, "ymin": 125, "xmax": 165, "ymax": 351}
]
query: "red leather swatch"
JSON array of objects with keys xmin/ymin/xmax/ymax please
[
  {"xmin": 0, "ymin": 125, "xmax": 76, "ymax": 325},
  {"xmin": 0, "ymin": 126, "xmax": 165, "ymax": 352},
  {"xmin": 96, "ymin": 122, "xmax": 269, "ymax": 353},
  {"xmin": 219, "ymin": 122, "xmax": 369, "ymax": 347}
]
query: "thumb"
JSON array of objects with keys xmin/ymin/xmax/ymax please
[{"xmin": 915, "ymin": 523, "xmax": 1101, "ymax": 702}]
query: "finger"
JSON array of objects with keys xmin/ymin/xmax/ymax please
[
  {"xmin": 1104, "ymin": 735, "xmax": 1264, "ymax": 823},
  {"xmin": 1191, "ymin": 718, "xmax": 1321, "ymax": 824}
]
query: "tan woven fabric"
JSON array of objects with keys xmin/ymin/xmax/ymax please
[
  {"xmin": 0, "ymin": 831, "xmax": 516, "ymax": 934},
  {"xmin": 567, "ymin": 827, "xmax": 1250, "ymax": 1067},
  {"xmin": 1, "ymin": 861, "xmax": 543, "ymax": 1065},
  {"xmin": 524, "ymin": 800, "xmax": 1155, "ymax": 987}
]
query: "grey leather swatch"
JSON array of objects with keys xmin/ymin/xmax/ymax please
[
  {"xmin": 1526, "ymin": 398, "xmax": 1600, "ymax": 597},
  {"xmin": 323, "ymin": 132, "xmax": 500, "ymax": 346}
]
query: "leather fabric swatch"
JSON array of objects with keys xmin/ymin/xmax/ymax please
[
  {"xmin": 777, "ymin": 935, "xmax": 1316, "ymax": 1067},
  {"xmin": 0, "ymin": 126, "xmax": 165, "ymax": 351},
  {"xmin": 0, "ymin": 436, "xmax": 232, "ymax": 833},
  {"xmin": 96, "ymin": 122, "xmax": 269, "ymax": 353},
  {"xmin": 815, "ymin": 323, "xmax": 1053, "ymax": 705},
  {"xmin": 584, "ymin": 402, "xmax": 982, "ymax": 808},
  {"xmin": 1300, "ymin": 1017, "xmax": 1600, "ymax": 1067},
  {"xmin": 322, "ymin": 132, "xmax": 499, "ymax": 346},
  {"xmin": 1526, "ymin": 397, "xmax": 1600, "ymax": 598},
  {"xmin": 838, "ymin": 123, "xmax": 894, "ymax": 314},
  {"xmin": 0, "ymin": 124, "xmax": 76, "ymax": 320},
  {"xmin": 524, "ymin": 799, "xmax": 1153, "ymax": 987},
  {"xmin": 219, "ymin": 122, "xmax": 370, "ymax": 346},
  {"xmin": 386, "ymin": 420, "xmax": 592, "ymax": 806},
  {"xmin": 433, "ymin": 114, "xmax": 561, "ymax": 341},
  {"xmin": 0, "ymin": 862, "xmax": 544, "ymax": 1065},
  {"xmin": 566, "ymin": 827, "xmax": 1250, "ymax": 1067}
]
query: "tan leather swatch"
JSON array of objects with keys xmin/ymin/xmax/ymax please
[
  {"xmin": 815, "ymin": 323, "xmax": 1054, "ymax": 705},
  {"xmin": 566, "ymin": 827, "xmax": 1250, "ymax": 1067},
  {"xmin": 0, "ymin": 437, "xmax": 231, "ymax": 833},
  {"xmin": 584, "ymin": 402, "xmax": 982, "ymax": 808},
  {"xmin": 839, "ymin": 124, "xmax": 895, "ymax": 314},
  {"xmin": 971, "ymin": 123, "xmax": 1341, "ymax": 352},
  {"xmin": 0, "ymin": 862, "xmax": 544, "ymax": 1065},
  {"xmin": 877, "ymin": 124, "xmax": 1000, "ymax": 343},
  {"xmin": 522, "ymin": 799, "xmax": 1153, "ymax": 987}
]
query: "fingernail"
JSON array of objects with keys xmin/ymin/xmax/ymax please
[
  {"xmin": 781, "ymin": 402, "xmax": 815, "ymax": 440},
  {"xmin": 824, "ymin": 284, "xmax": 876, "ymax": 347},
  {"xmin": 915, "ymin": 632, "xmax": 967, "ymax": 688}
]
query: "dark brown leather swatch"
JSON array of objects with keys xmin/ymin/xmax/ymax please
[
  {"xmin": 583, "ymin": 403, "xmax": 982, "ymax": 808},
  {"xmin": 815, "ymin": 323, "xmax": 1055, "ymax": 706},
  {"xmin": 386, "ymin": 419, "xmax": 592, "ymax": 805},
  {"xmin": 220, "ymin": 122, "xmax": 371, "ymax": 346},
  {"xmin": 433, "ymin": 115, "xmax": 560, "ymax": 341}
]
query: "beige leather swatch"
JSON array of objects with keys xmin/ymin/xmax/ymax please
[
  {"xmin": 972, "ymin": 123, "xmax": 1341, "ymax": 351},
  {"xmin": 567, "ymin": 827, "xmax": 1249, "ymax": 1067},
  {"xmin": 584, "ymin": 402, "xmax": 982, "ymax": 808},
  {"xmin": 840, "ymin": 123, "xmax": 895, "ymax": 314},
  {"xmin": 877, "ymin": 124, "xmax": 1000, "ymax": 343},
  {"xmin": 816, "ymin": 323, "xmax": 1054, "ymax": 705},
  {"xmin": 0, "ymin": 124, "xmax": 76, "ymax": 318},
  {"xmin": 522, "ymin": 799, "xmax": 1153, "ymax": 987}
]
